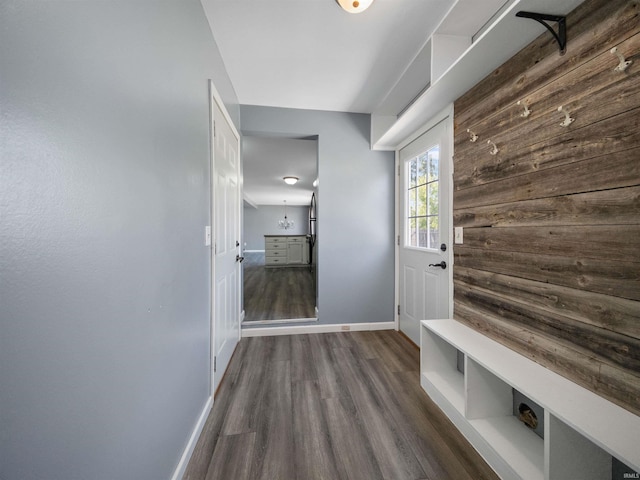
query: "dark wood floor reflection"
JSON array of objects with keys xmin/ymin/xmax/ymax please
[
  {"xmin": 183, "ymin": 331, "xmax": 499, "ymax": 480},
  {"xmin": 243, "ymin": 252, "xmax": 316, "ymax": 321}
]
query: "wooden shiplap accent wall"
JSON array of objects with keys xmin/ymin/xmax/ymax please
[{"xmin": 452, "ymin": 0, "xmax": 640, "ymax": 416}]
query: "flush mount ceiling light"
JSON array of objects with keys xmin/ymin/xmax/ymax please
[
  {"xmin": 336, "ymin": 0, "xmax": 374, "ymax": 14},
  {"xmin": 283, "ymin": 176, "xmax": 299, "ymax": 185}
]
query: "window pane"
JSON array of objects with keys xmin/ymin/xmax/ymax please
[
  {"xmin": 405, "ymin": 144, "xmax": 441, "ymax": 250},
  {"xmin": 428, "ymin": 148, "xmax": 439, "ymax": 182},
  {"xmin": 409, "ymin": 217, "xmax": 417, "ymax": 247},
  {"xmin": 418, "ymin": 217, "xmax": 428, "ymax": 248},
  {"xmin": 427, "ymin": 215, "xmax": 439, "ymax": 249},
  {"xmin": 409, "ymin": 188, "xmax": 417, "ymax": 217},
  {"xmin": 427, "ymin": 181, "xmax": 439, "ymax": 216},
  {"xmin": 417, "ymin": 184, "xmax": 427, "ymax": 216},
  {"xmin": 418, "ymin": 154, "xmax": 428, "ymax": 185},
  {"xmin": 409, "ymin": 159, "xmax": 417, "ymax": 188}
]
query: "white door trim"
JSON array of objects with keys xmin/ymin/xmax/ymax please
[{"xmin": 394, "ymin": 104, "xmax": 455, "ymax": 340}]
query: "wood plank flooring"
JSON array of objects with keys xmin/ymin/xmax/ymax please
[
  {"xmin": 243, "ymin": 252, "xmax": 316, "ymax": 321},
  {"xmin": 184, "ymin": 330, "xmax": 499, "ymax": 480}
]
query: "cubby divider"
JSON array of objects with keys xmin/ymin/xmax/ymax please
[{"xmin": 420, "ymin": 319, "xmax": 640, "ymax": 480}]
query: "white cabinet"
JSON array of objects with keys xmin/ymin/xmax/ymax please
[
  {"xmin": 420, "ymin": 319, "xmax": 640, "ymax": 480},
  {"xmin": 264, "ymin": 235, "xmax": 308, "ymax": 267}
]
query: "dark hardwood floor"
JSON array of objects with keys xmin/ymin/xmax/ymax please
[
  {"xmin": 183, "ymin": 330, "xmax": 499, "ymax": 480},
  {"xmin": 243, "ymin": 252, "xmax": 316, "ymax": 321}
]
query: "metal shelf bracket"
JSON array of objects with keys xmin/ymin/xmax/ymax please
[{"xmin": 516, "ymin": 11, "xmax": 567, "ymax": 55}]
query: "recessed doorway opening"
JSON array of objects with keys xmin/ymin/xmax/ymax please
[{"xmin": 241, "ymin": 134, "xmax": 318, "ymax": 326}]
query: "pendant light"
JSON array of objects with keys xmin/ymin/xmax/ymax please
[
  {"xmin": 336, "ymin": 0, "xmax": 374, "ymax": 14},
  {"xmin": 278, "ymin": 200, "xmax": 295, "ymax": 230}
]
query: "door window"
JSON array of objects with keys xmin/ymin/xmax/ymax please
[{"xmin": 405, "ymin": 145, "xmax": 439, "ymax": 250}]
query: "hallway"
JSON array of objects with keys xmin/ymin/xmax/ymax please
[{"xmin": 184, "ymin": 330, "xmax": 498, "ymax": 480}]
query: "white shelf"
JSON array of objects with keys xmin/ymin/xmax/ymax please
[
  {"xmin": 423, "ymin": 371, "xmax": 465, "ymax": 415},
  {"xmin": 372, "ymin": 0, "xmax": 585, "ymax": 150},
  {"xmin": 470, "ymin": 415, "xmax": 544, "ymax": 480},
  {"xmin": 420, "ymin": 319, "xmax": 640, "ymax": 480}
]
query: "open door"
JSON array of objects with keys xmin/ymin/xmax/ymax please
[{"xmin": 210, "ymin": 82, "xmax": 241, "ymax": 394}]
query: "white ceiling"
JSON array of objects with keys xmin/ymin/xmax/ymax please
[
  {"xmin": 202, "ymin": 0, "xmax": 458, "ymax": 206},
  {"xmin": 201, "ymin": 0, "xmax": 456, "ymax": 114},
  {"xmin": 243, "ymin": 136, "xmax": 317, "ymax": 206}
]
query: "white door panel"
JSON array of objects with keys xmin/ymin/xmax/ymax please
[
  {"xmin": 211, "ymin": 85, "xmax": 240, "ymax": 395},
  {"xmin": 398, "ymin": 118, "xmax": 452, "ymax": 345}
]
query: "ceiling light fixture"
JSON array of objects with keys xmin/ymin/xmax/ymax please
[
  {"xmin": 283, "ymin": 176, "xmax": 299, "ymax": 185},
  {"xmin": 336, "ymin": 0, "xmax": 373, "ymax": 14}
]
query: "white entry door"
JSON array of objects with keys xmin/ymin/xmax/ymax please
[
  {"xmin": 211, "ymin": 84, "xmax": 241, "ymax": 394},
  {"xmin": 398, "ymin": 117, "xmax": 452, "ymax": 345}
]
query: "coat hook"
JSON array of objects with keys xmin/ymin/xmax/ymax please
[
  {"xmin": 517, "ymin": 100, "xmax": 532, "ymax": 118},
  {"xmin": 611, "ymin": 47, "xmax": 632, "ymax": 72},
  {"xmin": 487, "ymin": 139, "xmax": 499, "ymax": 155},
  {"xmin": 467, "ymin": 128, "xmax": 478, "ymax": 142},
  {"xmin": 557, "ymin": 106, "xmax": 574, "ymax": 127}
]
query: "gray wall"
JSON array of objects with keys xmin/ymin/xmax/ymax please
[
  {"xmin": 241, "ymin": 105, "xmax": 395, "ymax": 326},
  {"xmin": 244, "ymin": 205, "xmax": 310, "ymax": 250},
  {"xmin": 0, "ymin": 2, "xmax": 238, "ymax": 479}
]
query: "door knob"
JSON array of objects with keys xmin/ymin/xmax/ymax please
[
  {"xmin": 429, "ymin": 261, "xmax": 446, "ymax": 269},
  {"xmin": 236, "ymin": 255, "xmax": 245, "ymax": 263}
]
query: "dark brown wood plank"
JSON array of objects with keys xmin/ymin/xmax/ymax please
[
  {"xmin": 454, "ymin": 281, "xmax": 640, "ymax": 372},
  {"xmin": 291, "ymin": 333, "xmax": 318, "ymax": 382},
  {"xmin": 455, "ymin": 0, "xmax": 639, "ymax": 123},
  {"xmin": 308, "ymin": 333, "xmax": 351, "ymax": 400},
  {"xmin": 251, "ymin": 359, "xmax": 295, "ymax": 480},
  {"xmin": 454, "ymin": 246, "xmax": 640, "ymax": 301},
  {"xmin": 460, "ymin": 225, "xmax": 640, "ymax": 262},
  {"xmin": 453, "ymin": 145, "xmax": 640, "ymax": 209},
  {"xmin": 323, "ymin": 394, "xmax": 386, "ymax": 480},
  {"xmin": 455, "ymin": 107, "xmax": 640, "ymax": 192},
  {"xmin": 454, "ymin": 186, "xmax": 640, "ymax": 228},
  {"xmin": 292, "ymin": 380, "xmax": 342, "ymax": 480},
  {"xmin": 455, "ymin": 31, "xmax": 640, "ymax": 157},
  {"xmin": 331, "ymin": 345, "xmax": 426, "ymax": 480},
  {"xmin": 454, "ymin": 267, "xmax": 640, "ymax": 339},
  {"xmin": 204, "ymin": 432, "xmax": 255, "ymax": 480}
]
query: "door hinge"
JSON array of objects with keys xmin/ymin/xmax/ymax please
[
  {"xmin": 397, "ymin": 235, "xmax": 400, "ymax": 246},
  {"xmin": 214, "ymin": 356, "xmax": 217, "ymax": 373},
  {"xmin": 397, "ymin": 164, "xmax": 401, "ymax": 176},
  {"xmin": 397, "ymin": 304, "xmax": 401, "ymax": 315}
]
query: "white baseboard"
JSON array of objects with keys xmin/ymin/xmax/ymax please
[
  {"xmin": 241, "ymin": 321, "xmax": 396, "ymax": 337},
  {"xmin": 243, "ymin": 249, "xmax": 265, "ymax": 253},
  {"xmin": 171, "ymin": 395, "xmax": 213, "ymax": 480}
]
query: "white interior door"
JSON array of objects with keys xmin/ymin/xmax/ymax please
[
  {"xmin": 211, "ymin": 86, "xmax": 241, "ymax": 394},
  {"xmin": 398, "ymin": 117, "xmax": 452, "ymax": 345}
]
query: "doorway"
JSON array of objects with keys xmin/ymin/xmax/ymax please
[
  {"xmin": 398, "ymin": 115, "xmax": 453, "ymax": 345},
  {"xmin": 241, "ymin": 135, "xmax": 318, "ymax": 325}
]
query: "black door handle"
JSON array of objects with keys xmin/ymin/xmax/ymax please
[
  {"xmin": 429, "ymin": 261, "xmax": 446, "ymax": 269},
  {"xmin": 236, "ymin": 255, "xmax": 245, "ymax": 263}
]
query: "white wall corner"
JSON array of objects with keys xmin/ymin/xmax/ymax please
[{"xmin": 371, "ymin": 114, "xmax": 398, "ymax": 150}]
